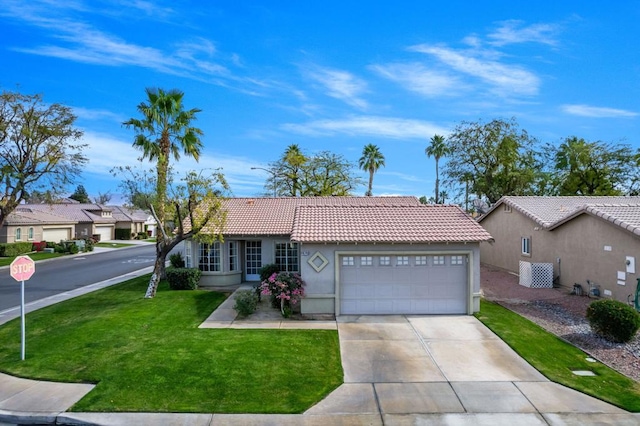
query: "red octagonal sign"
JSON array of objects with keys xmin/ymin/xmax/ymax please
[{"xmin": 10, "ymin": 256, "xmax": 35, "ymax": 282}]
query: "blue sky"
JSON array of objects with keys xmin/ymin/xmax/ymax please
[{"xmin": 1, "ymin": 1, "xmax": 639, "ymax": 203}]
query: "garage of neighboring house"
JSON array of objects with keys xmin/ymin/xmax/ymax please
[
  {"xmin": 43, "ymin": 227, "xmax": 72, "ymax": 242},
  {"xmin": 94, "ymin": 225, "xmax": 114, "ymax": 241},
  {"xmin": 339, "ymin": 253, "xmax": 469, "ymax": 315}
]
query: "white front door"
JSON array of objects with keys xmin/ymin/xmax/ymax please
[{"xmin": 245, "ymin": 241, "xmax": 262, "ymax": 281}]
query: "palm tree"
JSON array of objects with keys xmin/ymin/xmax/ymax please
[
  {"xmin": 425, "ymin": 134, "xmax": 450, "ymax": 204},
  {"xmin": 123, "ymin": 88, "xmax": 203, "ymax": 298},
  {"xmin": 124, "ymin": 88, "xmax": 203, "ymax": 225},
  {"xmin": 359, "ymin": 144, "xmax": 385, "ymax": 196}
]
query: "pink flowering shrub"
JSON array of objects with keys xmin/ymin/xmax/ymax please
[{"xmin": 259, "ymin": 272, "xmax": 306, "ymax": 317}]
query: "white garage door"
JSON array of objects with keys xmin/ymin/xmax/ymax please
[
  {"xmin": 340, "ymin": 254, "xmax": 468, "ymax": 315},
  {"xmin": 95, "ymin": 226, "xmax": 113, "ymax": 241},
  {"xmin": 43, "ymin": 228, "xmax": 70, "ymax": 242}
]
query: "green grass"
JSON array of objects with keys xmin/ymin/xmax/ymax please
[
  {"xmin": 0, "ymin": 276, "xmax": 343, "ymax": 413},
  {"xmin": 476, "ymin": 299, "xmax": 640, "ymax": 412},
  {"xmin": 95, "ymin": 242, "xmax": 135, "ymax": 248},
  {"xmin": 0, "ymin": 252, "xmax": 65, "ymax": 267}
]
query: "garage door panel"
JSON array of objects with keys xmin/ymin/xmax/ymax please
[
  {"xmin": 340, "ymin": 254, "xmax": 468, "ymax": 315},
  {"xmin": 43, "ymin": 228, "xmax": 70, "ymax": 242}
]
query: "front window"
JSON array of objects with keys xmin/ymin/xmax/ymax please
[
  {"xmin": 15, "ymin": 228, "xmax": 21, "ymax": 241},
  {"xmin": 521, "ymin": 237, "xmax": 531, "ymax": 256},
  {"xmin": 28, "ymin": 227, "xmax": 34, "ymax": 240},
  {"xmin": 229, "ymin": 241, "xmax": 239, "ymax": 271},
  {"xmin": 199, "ymin": 242, "xmax": 221, "ymax": 272},
  {"xmin": 275, "ymin": 242, "xmax": 299, "ymax": 272},
  {"xmin": 184, "ymin": 242, "xmax": 192, "ymax": 268}
]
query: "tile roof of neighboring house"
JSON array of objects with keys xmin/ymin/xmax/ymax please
[
  {"xmin": 4, "ymin": 204, "xmax": 152, "ymax": 227},
  {"xmin": 5, "ymin": 207, "xmax": 76, "ymax": 225},
  {"xmin": 549, "ymin": 204, "xmax": 640, "ymax": 237},
  {"xmin": 291, "ymin": 205, "xmax": 493, "ymax": 243},
  {"xmin": 479, "ymin": 196, "xmax": 640, "ymax": 237},
  {"xmin": 110, "ymin": 206, "xmax": 149, "ymax": 222},
  {"xmin": 217, "ymin": 196, "xmax": 422, "ymax": 236}
]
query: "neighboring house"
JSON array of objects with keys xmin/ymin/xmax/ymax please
[
  {"xmin": 0, "ymin": 206, "xmax": 76, "ymax": 243},
  {"xmin": 111, "ymin": 206, "xmax": 151, "ymax": 238},
  {"xmin": 0, "ymin": 203, "xmax": 153, "ymax": 243},
  {"xmin": 183, "ymin": 197, "xmax": 492, "ymax": 316},
  {"xmin": 478, "ymin": 196, "xmax": 640, "ymax": 303}
]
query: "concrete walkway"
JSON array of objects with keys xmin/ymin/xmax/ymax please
[{"xmin": 1, "ymin": 285, "xmax": 640, "ymax": 425}]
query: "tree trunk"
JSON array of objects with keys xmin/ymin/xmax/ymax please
[
  {"xmin": 367, "ymin": 170, "xmax": 374, "ymax": 196},
  {"xmin": 144, "ymin": 239, "xmax": 172, "ymax": 298},
  {"xmin": 434, "ymin": 160, "xmax": 440, "ymax": 204}
]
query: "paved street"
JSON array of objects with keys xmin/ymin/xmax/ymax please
[{"xmin": 0, "ymin": 244, "xmax": 155, "ymax": 312}]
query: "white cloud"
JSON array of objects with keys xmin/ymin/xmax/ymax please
[
  {"xmin": 561, "ymin": 104, "xmax": 638, "ymax": 118},
  {"xmin": 307, "ymin": 66, "xmax": 369, "ymax": 109},
  {"xmin": 370, "ymin": 62, "xmax": 464, "ymax": 97},
  {"xmin": 282, "ymin": 116, "xmax": 448, "ymax": 139},
  {"xmin": 81, "ymin": 131, "xmax": 267, "ymax": 195},
  {"xmin": 409, "ymin": 44, "xmax": 540, "ymax": 96},
  {"xmin": 488, "ymin": 20, "xmax": 560, "ymax": 47},
  {"xmin": 72, "ymin": 106, "xmax": 126, "ymax": 122}
]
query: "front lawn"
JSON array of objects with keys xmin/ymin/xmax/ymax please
[
  {"xmin": 476, "ymin": 299, "xmax": 640, "ymax": 412},
  {"xmin": 0, "ymin": 276, "xmax": 343, "ymax": 413},
  {"xmin": 0, "ymin": 252, "xmax": 65, "ymax": 267}
]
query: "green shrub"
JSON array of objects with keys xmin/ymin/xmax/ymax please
[
  {"xmin": 233, "ymin": 290, "xmax": 259, "ymax": 317},
  {"xmin": 166, "ymin": 268, "xmax": 201, "ymax": 290},
  {"xmin": 586, "ymin": 299, "xmax": 640, "ymax": 343},
  {"xmin": 114, "ymin": 229, "xmax": 131, "ymax": 240},
  {"xmin": 0, "ymin": 242, "xmax": 35, "ymax": 257},
  {"xmin": 169, "ymin": 252, "xmax": 186, "ymax": 268},
  {"xmin": 67, "ymin": 242, "xmax": 79, "ymax": 254},
  {"xmin": 259, "ymin": 263, "xmax": 280, "ymax": 281},
  {"xmin": 83, "ymin": 238, "xmax": 94, "ymax": 252}
]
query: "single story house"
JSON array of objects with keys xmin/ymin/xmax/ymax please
[
  {"xmin": 478, "ymin": 196, "xmax": 640, "ymax": 302},
  {"xmin": 0, "ymin": 206, "xmax": 76, "ymax": 243},
  {"xmin": 184, "ymin": 196, "xmax": 493, "ymax": 316},
  {"xmin": 0, "ymin": 203, "xmax": 152, "ymax": 243},
  {"xmin": 111, "ymin": 206, "xmax": 152, "ymax": 238}
]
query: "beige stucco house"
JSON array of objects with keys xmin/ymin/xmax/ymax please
[
  {"xmin": 184, "ymin": 196, "xmax": 493, "ymax": 316},
  {"xmin": 478, "ymin": 196, "xmax": 640, "ymax": 303},
  {"xmin": 1, "ymin": 203, "xmax": 152, "ymax": 243}
]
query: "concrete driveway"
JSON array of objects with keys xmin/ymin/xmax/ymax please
[{"xmin": 306, "ymin": 315, "xmax": 635, "ymax": 425}]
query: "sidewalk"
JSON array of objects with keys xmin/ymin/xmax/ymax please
[{"xmin": 2, "ymin": 283, "xmax": 640, "ymax": 425}]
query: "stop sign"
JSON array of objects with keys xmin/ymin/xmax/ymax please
[{"xmin": 10, "ymin": 256, "xmax": 35, "ymax": 281}]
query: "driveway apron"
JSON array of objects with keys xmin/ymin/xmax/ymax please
[{"xmin": 306, "ymin": 314, "xmax": 630, "ymax": 424}]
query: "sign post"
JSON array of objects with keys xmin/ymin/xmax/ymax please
[{"xmin": 10, "ymin": 255, "xmax": 35, "ymax": 361}]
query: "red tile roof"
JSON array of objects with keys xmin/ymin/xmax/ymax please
[
  {"xmin": 291, "ymin": 205, "xmax": 493, "ymax": 243},
  {"xmin": 218, "ymin": 196, "xmax": 422, "ymax": 236}
]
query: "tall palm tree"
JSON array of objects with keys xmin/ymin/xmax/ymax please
[
  {"xmin": 359, "ymin": 144, "xmax": 385, "ymax": 196},
  {"xmin": 425, "ymin": 134, "xmax": 450, "ymax": 204},
  {"xmin": 124, "ymin": 88, "xmax": 203, "ymax": 225},
  {"xmin": 123, "ymin": 88, "xmax": 203, "ymax": 298}
]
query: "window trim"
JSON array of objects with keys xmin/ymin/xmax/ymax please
[
  {"xmin": 15, "ymin": 228, "xmax": 21, "ymax": 241},
  {"xmin": 360, "ymin": 256, "xmax": 373, "ymax": 266},
  {"xmin": 342, "ymin": 256, "xmax": 355, "ymax": 266},
  {"xmin": 396, "ymin": 255, "xmax": 409, "ymax": 266},
  {"xmin": 379, "ymin": 255, "xmax": 391, "ymax": 266},
  {"xmin": 521, "ymin": 236, "xmax": 531, "ymax": 256},
  {"xmin": 198, "ymin": 242, "xmax": 221, "ymax": 272},
  {"xmin": 228, "ymin": 241, "xmax": 239, "ymax": 272},
  {"xmin": 275, "ymin": 241, "xmax": 299, "ymax": 272}
]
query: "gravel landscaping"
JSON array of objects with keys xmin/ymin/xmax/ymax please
[{"xmin": 481, "ymin": 265, "xmax": 640, "ymax": 381}]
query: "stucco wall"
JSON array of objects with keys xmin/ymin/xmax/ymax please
[
  {"xmin": 0, "ymin": 225, "xmax": 43, "ymax": 243},
  {"xmin": 480, "ymin": 209, "xmax": 640, "ymax": 302},
  {"xmin": 299, "ymin": 242, "xmax": 482, "ymax": 315}
]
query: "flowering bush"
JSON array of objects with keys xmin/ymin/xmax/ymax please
[{"xmin": 259, "ymin": 272, "xmax": 306, "ymax": 317}]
